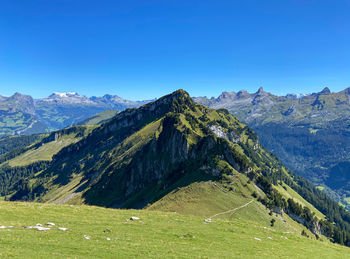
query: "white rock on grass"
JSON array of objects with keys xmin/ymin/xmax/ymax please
[
  {"xmin": 84, "ymin": 235, "xmax": 90, "ymax": 240},
  {"xmin": 130, "ymin": 217, "xmax": 140, "ymax": 221},
  {"xmin": 106, "ymin": 238, "xmax": 111, "ymax": 241},
  {"xmin": 204, "ymin": 218, "xmax": 212, "ymax": 223},
  {"xmin": 267, "ymin": 237, "xmax": 272, "ymax": 239},
  {"xmin": 254, "ymin": 237, "xmax": 262, "ymax": 241},
  {"xmin": 58, "ymin": 227, "xmax": 68, "ymax": 231},
  {"xmin": 35, "ymin": 226, "xmax": 50, "ymax": 231},
  {"xmin": 36, "ymin": 223, "xmax": 42, "ymax": 227},
  {"xmin": 46, "ymin": 222, "xmax": 55, "ymax": 227},
  {"xmin": 0, "ymin": 226, "xmax": 7, "ymax": 229}
]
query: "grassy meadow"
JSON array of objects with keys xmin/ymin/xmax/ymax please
[{"xmin": 0, "ymin": 201, "xmax": 349, "ymax": 258}]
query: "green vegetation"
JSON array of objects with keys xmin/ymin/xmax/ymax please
[
  {"xmin": 78, "ymin": 110, "xmax": 118, "ymax": 125},
  {"xmin": 0, "ymin": 134, "xmax": 45, "ymax": 156},
  {"xmin": 345, "ymin": 197, "xmax": 350, "ymax": 206},
  {"xmin": 8, "ymin": 132, "xmax": 85, "ymax": 167},
  {"xmin": 195, "ymin": 88, "xmax": 350, "ymax": 211},
  {"xmin": 0, "ymin": 126, "xmax": 95, "ymax": 198},
  {"xmin": 317, "ymin": 186, "xmax": 325, "ymax": 191},
  {"xmin": 0, "ymin": 201, "xmax": 349, "ymax": 258},
  {"xmin": 2, "ymin": 90, "xmax": 350, "ymax": 248},
  {"xmin": 275, "ymin": 183, "xmax": 325, "ymax": 219}
]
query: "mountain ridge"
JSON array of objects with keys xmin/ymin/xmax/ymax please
[
  {"xmin": 1, "ymin": 89, "xmax": 350, "ymax": 246},
  {"xmin": 3, "ymin": 87, "xmax": 350, "ymax": 211},
  {"xmin": 194, "ymin": 86, "xmax": 350, "ymax": 210},
  {"xmin": 0, "ymin": 91, "xmax": 154, "ymax": 137}
]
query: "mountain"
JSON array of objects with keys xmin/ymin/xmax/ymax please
[
  {"xmin": 194, "ymin": 87, "xmax": 350, "ymax": 210},
  {"xmin": 0, "ymin": 92, "xmax": 153, "ymax": 137},
  {"xmin": 1, "ymin": 90, "xmax": 350, "ymax": 246},
  {"xmin": 0, "ymin": 93, "xmax": 48, "ymax": 136}
]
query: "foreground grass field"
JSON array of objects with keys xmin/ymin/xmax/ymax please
[{"xmin": 0, "ymin": 201, "xmax": 348, "ymax": 258}]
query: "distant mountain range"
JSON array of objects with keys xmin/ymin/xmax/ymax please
[
  {"xmin": 0, "ymin": 92, "xmax": 153, "ymax": 136},
  {"xmin": 194, "ymin": 86, "xmax": 350, "ymax": 210}
]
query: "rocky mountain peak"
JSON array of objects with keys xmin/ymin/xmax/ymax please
[
  {"xmin": 237, "ymin": 90, "xmax": 250, "ymax": 98},
  {"xmin": 343, "ymin": 87, "xmax": 350, "ymax": 95},
  {"xmin": 218, "ymin": 91, "xmax": 236, "ymax": 100},
  {"xmin": 10, "ymin": 92, "xmax": 33, "ymax": 100},
  {"xmin": 319, "ymin": 87, "xmax": 331, "ymax": 95},
  {"xmin": 49, "ymin": 92, "xmax": 79, "ymax": 98},
  {"xmin": 257, "ymin": 86, "xmax": 264, "ymax": 94}
]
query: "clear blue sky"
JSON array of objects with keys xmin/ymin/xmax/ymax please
[{"xmin": 0, "ymin": 0, "xmax": 349, "ymax": 100}]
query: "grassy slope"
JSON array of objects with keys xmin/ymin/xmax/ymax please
[
  {"xmin": 344, "ymin": 197, "xmax": 350, "ymax": 207},
  {"xmin": 148, "ymin": 176, "xmax": 318, "ymax": 240},
  {"xmin": 79, "ymin": 110, "xmax": 118, "ymax": 126},
  {"xmin": 0, "ymin": 201, "xmax": 348, "ymax": 258},
  {"xmin": 275, "ymin": 183, "xmax": 325, "ymax": 219},
  {"xmin": 5, "ymin": 126, "xmax": 97, "ymax": 167}
]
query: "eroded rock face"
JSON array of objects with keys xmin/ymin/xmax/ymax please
[
  {"xmin": 208, "ymin": 125, "xmax": 241, "ymax": 143},
  {"xmin": 208, "ymin": 125, "xmax": 227, "ymax": 139}
]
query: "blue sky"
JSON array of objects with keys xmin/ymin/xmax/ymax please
[{"xmin": 0, "ymin": 0, "xmax": 349, "ymax": 100}]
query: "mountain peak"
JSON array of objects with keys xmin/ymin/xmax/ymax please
[
  {"xmin": 257, "ymin": 86, "xmax": 264, "ymax": 93},
  {"xmin": 171, "ymin": 89, "xmax": 190, "ymax": 98},
  {"xmin": 9, "ymin": 92, "xmax": 33, "ymax": 101},
  {"xmin": 237, "ymin": 90, "xmax": 249, "ymax": 98},
  {"xmin": 319, "ymin": 87, "xmax": 331, "ymax": 95},
  {"xmin": 218, "ymin": 91, "xmax": 236, "ymax": 100},
  {"xmin": 13, "ymin": 92, "xmax": 23, "ymax": 97},
  {"xmin": 49, "ymin": 92, "xmax": 79, "ymax": 98},
  {"xmin": 156, "ymin": 89, "xmax": 192, "ymax": 106}
]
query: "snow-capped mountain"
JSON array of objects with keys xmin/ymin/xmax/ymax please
[{"xmin": 0, "ymin": 92, "xmax": 154, "ymax": 136}]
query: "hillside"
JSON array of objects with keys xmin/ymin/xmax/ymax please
[
  {"xmin": 0, "ymin": 201, "xmax": 349, "ymax": 258},
  {"xmin": 77, "ymin": 110, "xmax": 118, "ymax": 126},
  {"xmin": 194, "ymin": 87, "xmax": 350, "ymax": 210},
  {"xmin": 2, "ymin": 90, "xmax": 350, "ymax": 247},
  {"xmin": 0, "ymin": 134, "xmax": 45, "ymax": 156},
  {"xmin": 0, "ymin": 125, "xmax": 96, "ymax": 197}
]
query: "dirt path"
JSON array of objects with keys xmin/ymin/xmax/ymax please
[
  {"xmin": 253, "ymin": 184, "xmax": 264, "ymax": 197},
  {"xmin": 213, "ymin": 183, "xmax": 229, "ymax": 193},
  {"xmin": 207, "ymin": 199, "xmax": 254, "ymax": 220}
]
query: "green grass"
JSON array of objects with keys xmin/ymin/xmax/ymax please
[
  {"xmin": 316, "ymin": 186, "xmax": 325, "ymax": 191},
  {"xmin": 7, "ymin": 133, "xmax": 82, "ymax": 167},
  {"xmin": 275, "ymin": 183, "xmax": 325, "ymax": 220},
  {"xmin": 344, "ymin": 197, "xmax": 350, "ymax": 206},
  {"xmin": 80, "ymin": 110, "xmax": 118, "ymax": 125},
  {"xmin": 0, "ymin": 201, "xmax": 348, "ymax": 258},
  {"xmin": 149, "ymin": 179, "xmax": 319, "ymax": 239}
]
